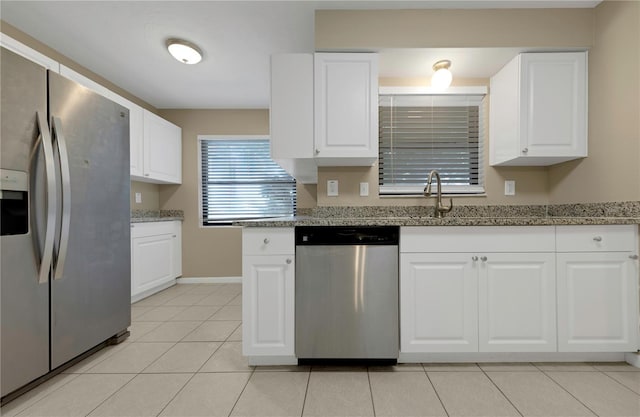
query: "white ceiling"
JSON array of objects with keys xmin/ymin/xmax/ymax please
[{"xmin": 0, "ymin": 1, "xmax": 600, "ymax": 109}]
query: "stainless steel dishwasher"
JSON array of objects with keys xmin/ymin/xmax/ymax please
[{"xmin": 295, "ymin": 226, "xmax": 399, "ymax": 361}]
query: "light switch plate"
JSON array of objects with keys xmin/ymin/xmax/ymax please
[
  {"xmin": 327, "ymin": 180, "xmax": 339, "ymax": 197},
  {"xmin": 504, "ymin": 180, "xmax": 515, "ymax": 196},
  {"xmin": 360, "ymin": 182, "xmax": 369, "ymax": 197},
  {"xmin": 135, "ymin": 192, "xmax": 142, "ymax": 203}
]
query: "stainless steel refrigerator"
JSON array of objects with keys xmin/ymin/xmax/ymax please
[{"xmin": 1, "ymin": 47, "xmax": 131, "ymax": 400}]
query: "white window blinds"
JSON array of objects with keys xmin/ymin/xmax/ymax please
[
  {"xmin": 199, "ymin": 137, "xmax": 296, "ymax": 225},
  {"xmin": 379, "ymin": 93, "xmax": 486, "ymax": 195}
]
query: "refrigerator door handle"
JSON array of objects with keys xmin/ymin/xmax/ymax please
[
  {"xmin": 30, "ymin": 112, "xmax": 57, "ymax": 284},
  {"xmin": 52, "ymin": 116, "xmax": 71, "ymax": 280}
]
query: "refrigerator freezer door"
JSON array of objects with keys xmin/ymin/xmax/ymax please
[
  {"xmin": 48, "ymin": 72, "xmax": 131, "ymax": 369},
  {"xmin": 0, "ymin": 48, "xmax": 50, "ymax": 397}
]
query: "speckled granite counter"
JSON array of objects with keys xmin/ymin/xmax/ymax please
[
  {"xmin": 131, "ymin": 209, "xmax": 184, "ymax": 223},
  {"xmin": 233, "ymin": 202, "xmax": 640, "ymax": 227}
]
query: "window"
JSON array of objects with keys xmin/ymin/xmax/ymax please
[
  {"xmin": 379, "ymin": 88, "xmax": 486, "ymax": 195},
  {"xmin": 199, "ymin": 136, "xmax": 296, "ymax": 225}
]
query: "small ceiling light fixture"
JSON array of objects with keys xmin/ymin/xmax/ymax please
[
  {"xmin": 431, "ymin": 59, "xmax": 453, "ymax": 90},
  {"xmin": 166, "ymin": 38, "xmax": 203, "ymax": 65}
]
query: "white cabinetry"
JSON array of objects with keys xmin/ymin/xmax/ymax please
[
  {"xmin": 400, "ymin": 226, "xmax": 556, "ymax": 354},
  {"xmin": 131, "ymin": 221, "xmax": 182, "ymax": 302},
  {"xmin": 401, "ymin": 253, "xmax": 477, "ymax": 352},
  {"xmin": 314, "ymin": 53, "xmax": 378, "ymax": 166},
  {"xmin": 479, "ymin": 253, "xmax": 556, "ymax": 352},
  {"xmin": 141, "ymin": 110, "xmax": 182, "ymax": 184},
  {"xmin": 490, "ymin": 52, "xmax": 587, "ymax": 166},
  {"xmin": 242, "ymin": 228, "xmax": 295, "ymax": 364},
  {"xmin": 270, "ymin": 54, "xmax": 316, "ymax": 184},
  {"xmin": 556, "ymin": 225, "xmax": 639, "ymax": 352},
  {"xmin": 269, "ymin": 53, "xmax": 379, "ymax": 182}
]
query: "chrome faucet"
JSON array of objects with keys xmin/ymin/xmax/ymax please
[{"xmin": 424, "ymin": 170, "xmax": 453, "ymax": 218}]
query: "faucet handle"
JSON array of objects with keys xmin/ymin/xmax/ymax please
[{"xmin": 438, "ymin": 198, "xmax": 453, "ymax": 213}]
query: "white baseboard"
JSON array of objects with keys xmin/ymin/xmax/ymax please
[
  {"xmin": 131, "ymin": 279, "xmax": 176, "ymax": 303},
  {"xmin": 625, "ymin": 352, "xmax": 640, "ymax": 368},
  {"xmin": 176, "ymin": 276, "xmax": 242, "ymax": 284},
  {"xmin": 398, "ymin": 351, "xmax": 626, "ymax": 363},
  {"xmin": 248, "ymin": 356, "xmax": 298, "ymax": 366}
]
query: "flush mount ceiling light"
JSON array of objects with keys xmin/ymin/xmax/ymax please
[
  {"xmin": 431, "ymin": 59, "xmax": 452, "ymax": 90},
  {"xmin": 166, "ymin": 38, "xmax": 202, "ymax": 65}
]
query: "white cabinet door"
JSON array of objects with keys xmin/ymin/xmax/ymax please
[
  {"xmin": 142, "ymin": 110, "xmax": 182, "ymax": 184},
  {"xmin": 557, "ymin": 252, "xmax": 639, "ymax": 352},
  {"xmin": 400, "ymin": 253, "xmax": 478, "ymax": 353},
  {"xmin": 171, "ymin": 221, "xmax": 182, "ymax": 278},
  {"xmin": 479, "ymin": 253, "xmax": 556, "ymax": 352},
  {"xmin": 131, "ymin": 233, "xmax": 174, "ymax": 297},
  {"xmin": 314, "ymin": 53, "xmax": 378, "ymax": 166},
  {"xmin": 270, "ymin": 54, "xmax": 316, "ymax": 184},
  {"xmin": 490, "ymin": 52, "xmax": 587, "ymax": 166},
  {"xmin": 242, "ymin": 255, "xmax": 295, "ymax": 356}
]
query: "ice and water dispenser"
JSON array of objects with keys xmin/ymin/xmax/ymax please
[{"xmin": 0, "ymin": 169, "xmax": 28, "ymax": 236}]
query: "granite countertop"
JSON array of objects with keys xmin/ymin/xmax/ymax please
[
  {"xmin": 131, "ymin": 209, "xmax": 184, "ymax": 223},
  {"xmin": 233, "ymin": 202, "xmax": 640, "ymax": 227}
]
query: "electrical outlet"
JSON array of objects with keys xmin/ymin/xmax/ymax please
[
  {"xmin": 504, "ymin": 180, "xmax": 515, "ymax": 196},
  {"xmin": 135, "ymin": 192, "xmax": 142, "ymax": 203},
  {"xmin": 327, "ymin": 180, "xmax": 339, "ymax": 197},
  {"xmin": 360, "ymin": 182, "xmax": 369, "ymax": 197}
]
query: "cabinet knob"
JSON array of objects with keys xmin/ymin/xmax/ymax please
[
  {"xmin": 286, "ymin": 258, "xmax": 292, "ymax": 264},
  {"xmin": 263, "ymin": 238, "xmax": 270, "ymax": 244},
  {"xmin": 315, "ymin": 149, "xmax": 320, "ymax": 155},
  {"xmin": 144, "ymin": 173, "xmax": 150, "ymax": 176},
  {"xmin": 630, "ymin": 255, "xmax": 639, "ymax": 260},
  {"xmin": 172, "ymin": 235, "xmax": 176, "ymax": 238},
  {"xmin": 480, "ymin": 256, "xmax": 488, "ymax": 262},
  {"xmin": 472, "ymin": 256, "xmax": 479, "ymax": 261},
  {"xmin": 593, "ymin": 236, "xmax": 603, "ymax": 242},
  {"xmin": 522, "ymin": 148, "xmax": 528, "ymax": 154}
]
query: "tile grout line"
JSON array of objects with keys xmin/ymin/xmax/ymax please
[
  {"xmin": 536, "ymin": 368, "xmax": 600, "ymax": 417},
  {"xmin": 227, "ymin": 367, "xmax": 256, "ymax": 417},
  {"xmin": 366, "ymin": 369, "xmax": 377, "ymax": 417},
  {"xmin": 5, "ymin": 373, "xmax": 81, "ymax": 417},
  {"xmin": 480, "ymin": 366, "xmax": 524, "ymax": 417},
  {"xmin": 599, "ymin": 369, "xmax": 640, "ymax": 396},
  {"xmin": 422, "ymin": 363, "xmax": 450, "ymax": 417},
  {"xmin": 300, "ymin": 368, "xmax": 312, "ymax": 417}
]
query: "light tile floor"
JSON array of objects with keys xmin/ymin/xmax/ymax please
[{"xmin": 3, "ymin": 283, "xmax": 640, "ymax": 417}]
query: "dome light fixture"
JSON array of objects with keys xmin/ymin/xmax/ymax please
[
  {"xmin": 431, "ymin": 59, "xmax": 452, "ymax": 90},
  {"xmin": 166, "ymin": 38, "xmax": 203, "ymax": 65}
]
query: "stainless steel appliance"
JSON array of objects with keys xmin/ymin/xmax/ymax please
[
  {"xmin": 1, "ymin": 48, "xmax": 130, "ymax": 401},
  {"xmin": 295, "ymin": 226, "xmax": 399, "ymax": 360}
]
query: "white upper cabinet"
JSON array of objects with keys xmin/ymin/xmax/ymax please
[
  {"xmin": 270, "ymin": 54, "xmax": 317, "ymax": 183},
  {"xmin": 269, "ymin": 52, "xmax": 379, "ymax": 182},
  {"xmin": 141, "ymin": 110, "xmax": 182, "ymax": 184},
  {"xmin": 490, "ymin": 52, "xmax": 587, "ymax": 166},
  {"xmin": 314, "ymin": 53, "xmax": 379, "ymax": 166}
]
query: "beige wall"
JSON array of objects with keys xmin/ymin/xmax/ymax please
[
  {"xmin": 315, "ymin": 9, "xmax": 593, "ymax": 50},
  {"xmin": 130, "ymin": 181, "xmax": 161, "ymax": 211},
  {"xmin": 156, "ymin": 110, "xmax": 266, "ymax": 277},
  {"xmin": 548, "ymin": 0, "xmax": 640, "ymax": 203}
]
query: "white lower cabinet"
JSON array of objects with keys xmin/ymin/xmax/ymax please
[
  {"xmin": 557, "ymin": 252, "xmax": 638, "ymax": 352},
  {"xmin": 131, "ymin": 221, "xmax": 182, "ymax": 302},
  {"xmin": 479, "ymin": 253, "xmax": 556, "ymax": 352},
  {"xmin": 401, "ymin": 253, "xmax": 477, "ymax": 352},
  {"xmin": 242, "ymin": 228, "xmax": 295, "ymax": 361}
]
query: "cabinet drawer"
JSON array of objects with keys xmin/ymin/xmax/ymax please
[
  {"xmin": 556, "ymin": 225, "xmax": 637, "ymax": 252},
  {"xmin": 131, "ymin": 221, "xmax": 178, "ymax": 239},
  {"xmin": 243, "ymin": 228, "xmax": 294, "ymax": 255},
  {"xmin": 401, "ymin": 226, "xmax": 555, "ymax": 253}
]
